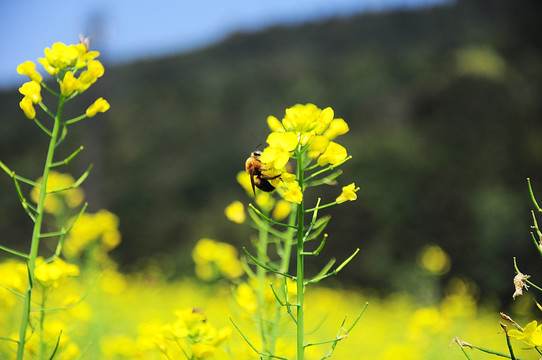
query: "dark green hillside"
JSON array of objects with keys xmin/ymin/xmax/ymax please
[{"xmin": 1, "ymin": 0, "xmax": 541, "ymax": 302}]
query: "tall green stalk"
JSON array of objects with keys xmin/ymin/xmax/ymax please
[
  {"xmin": 295, "ymin": 145, "xmax": 305, "ymax": 360},
  {"xmin": 256, "ymin": 224, "xmax": 269, "ymax": 355},
  {"xmin": 269, "ymin": 209, "xmax": 297, "ymax": 355},
  {"xmin": 233, "ymin": 104, "xmax": 361, "ymax": 360},
  {"xmin": 17, "ymin": 97, "xmax": 65, "ymax": 360}
]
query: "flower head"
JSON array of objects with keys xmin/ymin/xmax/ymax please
[
  {"xmin": 336, "ymin": 183, "xmax": 358, "ymax": 204},
  {"xmin": 281, "ymin": 178, "xmax": 303, "ymax": 204},
  {"xmin": 509, "ymin": 320, "xmax": 542, "ymax": 347},
  {"xmin": 19, "ymin": 97, "xmax": 36, "ymax": 119},
  {"xmin": 192, "ymin": 238, "xmax": 244, "ymax": 280},
  {"xmin": 60, "ymin": 71, "xmax": 80, "ymax": 96},
  {"xmin": 282, "ymin": 104, "xmax": 334, "ymax": 139},
  {"xmin": 17, "ymin": 61, "xmax": 42, "ymax": 83},
  {"xmin": 86, "ymin": 97, "xmax": 110, "ymax": 117},
  {"xmin": 324, "ymin": 118, "xmax": 349, "ymax": 140},
  {"xmin": 34, "ymin": 257, "xmax": 79, "ymax": 288},
  {"xmin": 246, "ymin": 104, "xmax": 354, "ymax": 206},
  {"xmin": 317, "ymin": 141, "xmax": 348, "ymax": 167},
  {"xmin": 78, "ymin": 60, "xmax": 105, "ymax": 92},
  {"xmin": 19, "ymin": 81, "xmax": 42, "ymax": 103},
  {"xmin": 150, "ymin": 308, "xmax": 231, "ymax": 359},
  {"xmin": 38, "ymin": 42, "xmax": 98, "ymax": 76},
  {"xmin": 272, "ymin": 199, "xmax": 292, "ymax": 220},
  {"xmin": 63, "ymin": 209, "xmax": 121, "ymax": 258},
  {"xmin": 262, "ymin": 104, "xmax": 349, "ymax": 173}
]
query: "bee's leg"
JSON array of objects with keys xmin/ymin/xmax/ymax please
[{"xmin": 263, "ymin": 173, "xmax": 282, "ymax": 180}]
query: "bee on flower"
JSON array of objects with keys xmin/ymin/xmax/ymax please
[{"xmin": 247, "ymin": 103, "xmax": 355, "ymax": 204}]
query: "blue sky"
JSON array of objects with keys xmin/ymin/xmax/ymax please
[{"xmin": 0, "ymin": 0, "xmax": 447, "ymax": 89}]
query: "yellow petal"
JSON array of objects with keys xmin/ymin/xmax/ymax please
[
  {"xmin": 324, "ymin": 118, "xmax": 349, "ymax": 140},
  {"xmin": 86, "ymin": 97, "xmax": 110, "ymax": 117},
  {"xmin": 266, "ymin": 132, "xmax": 298, "ymax": 151},
  {"xmin": 317, "ymin": 141, "xmax": 347, "ymax": 166},
  {"xmin": 267, "ymin": 115, "xmax": 283, "ymax": 132},
  {"xmin": 19, "ymin": 97, "xmax": 36, "ymax": 119}
]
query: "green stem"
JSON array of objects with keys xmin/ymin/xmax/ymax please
[
  {"xmin": 296, "ymin": 146, "xmax": 305, "ymax": 360},
  {"xmin": 269, "ymin": 208, "xmax": 297, "ymax": 355},
  {"xmin": 256, "ymin": 219, "xmax": 270, "ymax": 356},
  {"xmin": 39, "ymin": 288, "xmax": 48, "ymax": 360},
  {"xmin": 16, "ymin": 96, "xmax": 65, "ymax": 360}
]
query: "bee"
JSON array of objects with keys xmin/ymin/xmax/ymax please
[{"xmin": 245, "ymin": 150, "xmax": 281, "ymax": 195}]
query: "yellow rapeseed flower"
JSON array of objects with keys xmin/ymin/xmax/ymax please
[
  {"xmin": 192, "ymin": 238, "xmax": 244, "ymax": 280},
  {"xmin": 261, "ymin": 142, "xmax": 293, "ymax": 170},
  {"xmin": 317, "ymin": 141, "xmax": 347, "ymax": 166},
  {"xmin": 34, "ymin": 257, "xmax": 79, "ymax": 288},
  {"xmin": 39, "ymin": 42, "xmax": 83, "ymax": 75},
  {"xmin": 246, "ymin": 104, "xmax": 353, "ymax": 205},
  {"xmin": 282, "ymin": 103, "xmax": 333, "ymax": 138},
  {"xmin": 323, "ymin": 118, "xmax": 349, "ymax": 140},
  {"xmin": 235, "ymin": 283, "xmax": 258, "ymax": 313},
  {"xmin": 86, "ymin": 97, "xmax": 110, "ymax": 117},
  {"xmin": 0, "ymin": 260, "xmax": 27, "ymax": 307},
  {"xmin": 267, "ymin": 115, "xmax": 284, "ymax": 132},
  {"xmin": 509, "ymin": 320, "xmax": 542, "ymax": 347},
  {"xmin": 225, "ymin": 200, "xmax": 246, "ymax": 224},
  {"xmin": 17, "ymin": 61, "xmax": 42, "ymax": 83},
  {"xmin": 60, "ymin": 71, "xmax": 80, "ymax": 96},
  {"xmin": 307, "ymin": 135, "xmax": 330, "ymax": 159},
  {"xmin": 22, "ymin": 40, "xmax": 106, "ymax": 102},
  {"xmin": 64, "ymin": 210, "xmax": 121, "ymax": 257},
  {"xmin": 19, "ymin": 81, "xmax": 42, "ymax": 103},
  {"xmin": 272, "ymin": 199, "xmax": 292, "ymax": 220},
  {"xmin": 281, "ymin": 179, "xmax": 303, "ymax": 204},
  {"xmin": 19, "ymin": 97, "xmax": 36, "ymax": 119},
  {"xmin": 336, "ymin": 183, "xmax": 358, "ymax": 204},
  {"xmin": 255, "ymin": 191, "xmax": 275, "ymax": 212},
  {"xmin": 78, "ymin": 60, "xmax": 105, "ymax": 92}
]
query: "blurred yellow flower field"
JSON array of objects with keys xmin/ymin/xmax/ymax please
[{"xmin": 1, "ymin": 258, "xmax": 539, "ymax": 359}]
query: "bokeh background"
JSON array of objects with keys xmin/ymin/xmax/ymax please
[{"xmin": 1, "ymin": 0, "xmax": 542, "ymax": 308}]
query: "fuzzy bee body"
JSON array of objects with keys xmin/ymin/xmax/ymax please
[{"xmin": 245, "ymin": 150, "xmax": 280, "ymax": 195}]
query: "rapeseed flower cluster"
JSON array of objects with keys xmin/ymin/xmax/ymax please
[
  {"xmin": 2, "ymin": 38, "xmax": 112, "ymax": 360},
  {"xmin": 192, "ymin": 238, "xmax": 244, "ymax": 281},
  {"xmin": 137, "ymin": 308, "xmax": 231, "ymax": 359},
  {"xmin": 0, "ymin": 260, "xmax": 27, "ymax": 308},
  {"xmin": 34, "ymin": 257, "xmax": 79, "ymax": 289},
  {"xmin": 63, "ymin": 209, "xmax": 121, "ymax": 259},
  {"xmin": 21, "ymin": 319, "xmax": 82, "ymax": 360},
  {"xmin": 258, "ymin": 103, "xmax": 355, "ymax": 204},
  {"xmin": 17, "ymin": 40, "xmax": 109, "ymax": 120}
]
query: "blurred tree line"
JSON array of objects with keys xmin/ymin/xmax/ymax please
[{"xmin": 1, "ymin": 0, "xmax": 541, "ymax": 304}]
